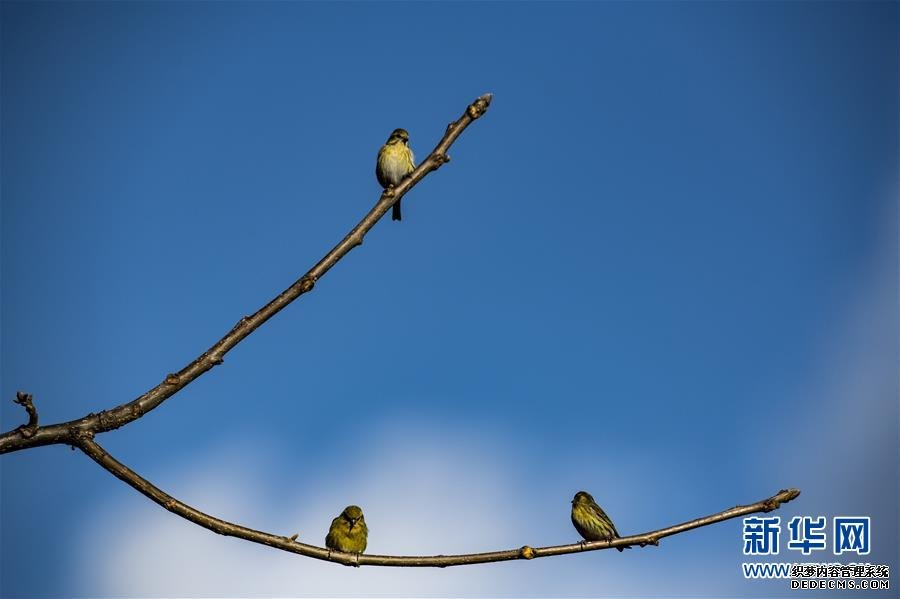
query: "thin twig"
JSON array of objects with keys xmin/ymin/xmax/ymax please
[
  {"xmin": 0, "ymin": 93, "xmax": 493, "ymax": 455},
  {"xmin": 76, "ymin": 435, "xmax": 800, "ymax": 568},
  {"xmin": 12, "ymin": 392, "xmax": 38, "ymax": 438}
]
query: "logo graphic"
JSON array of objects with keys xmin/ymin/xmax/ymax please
[
  {"xmin": 787, "ymin": 516, "xmax": 827, "ymax": 555},
  {"xmin": 743, "ymin": 516, "xmax": 780, "ymax": 555},
  {"xmin": 741, "ymin": 516, "xmax": 886, "ymax": 587},
  {"xmin": 834, "ymin": 517, "xmax": 870, "ymax": 555}
]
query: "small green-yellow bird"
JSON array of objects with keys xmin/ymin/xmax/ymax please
[
  {"xmin": 571, "ymin": 491, "xmax": 627, "ymax": 551},
  {"xmin": 325, "ymin": 505, "xmax": 368, "ymax": 553},
  {"xmin": 376, "ymin": 128, "xmax": 415, "ymax": 221}
]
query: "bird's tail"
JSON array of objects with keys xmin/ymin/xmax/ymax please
[{"xmin": 392, "ymin": 199, "xmax": 402, "ymax": 221}]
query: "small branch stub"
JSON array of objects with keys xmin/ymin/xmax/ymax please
[
  {"xmin": 299, "ymin": 276, "xmax": 315, "ymax": 293},
  {"xmin": 13, "ymin": 392, "xmax": 38, "ymax": 438}
]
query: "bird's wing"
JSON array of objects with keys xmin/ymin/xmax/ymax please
[
  {"xmin": 376, "ymin": 147, "xmax": 389, "ymax": 188},
  {"xmin": 591, "ymin": 503, "xmax": 620, "ymax": 537}
]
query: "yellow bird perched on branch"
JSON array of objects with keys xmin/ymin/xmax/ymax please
[
  {"xmin": 376, "ymin": 128, "xmax": 416, "ymax": 221},
  {"xmin": 325, "ymin": 505, "xmax": 368, "ymax": 553},
  {"xmin": 571, "ymin": 491, "xmax": 627, "ymax": 551}
]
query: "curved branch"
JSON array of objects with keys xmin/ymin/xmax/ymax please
[
  {"xmin": 76, "ymin": 434, "xmax": 800, "ymax": 568},
  {"xmin": 0, "ymin": 93, "xmax": 493, "ymax": 455}
]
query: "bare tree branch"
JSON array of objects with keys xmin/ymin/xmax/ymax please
[
  {"xmin": 0, "ymin": 93, "xmax": 493, "ymax": 455},
  {"xmin": 75, "ymin": 433, "xmax": 799, "ymax": 567},
  {"xmin": 2, "ymin": 92, "xmax": 803, "ymax": 571}
]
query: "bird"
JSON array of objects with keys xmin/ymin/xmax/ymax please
[
  {"xmin": 571, "ymin": 490, "xmax": 627, "ymax": 551},
  {"xmin": 325, "ymin": 505, "xmax": 368, "ymax": 553},
  {"xmin": 376, "ymin": 128, "xmax": 416, "ymax": 221}
]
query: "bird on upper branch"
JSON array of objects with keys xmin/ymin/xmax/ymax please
[{"xmin": 376, "ymin": 128, "xmax": 416, "ymax": 221}]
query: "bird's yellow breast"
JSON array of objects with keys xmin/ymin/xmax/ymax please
[{"xmin": 377, "ymin": 142, "xmax": 415, "ymax": 187}]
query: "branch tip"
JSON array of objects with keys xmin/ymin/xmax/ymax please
[
  {"xmin": 467, "ymin": 93, "xmax": 493, "ymax": 119},
  {"xmin": 762, "ymin": 488, "xmax": 801, "ymax": 511},
  {"xmin": 781, "ymin": 488, "xmax": 801, "ymax": 501}
]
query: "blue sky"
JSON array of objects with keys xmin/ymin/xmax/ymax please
[{"xmin": 1, "ymin": 1, "xmax": 897, "ymax": 597}]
